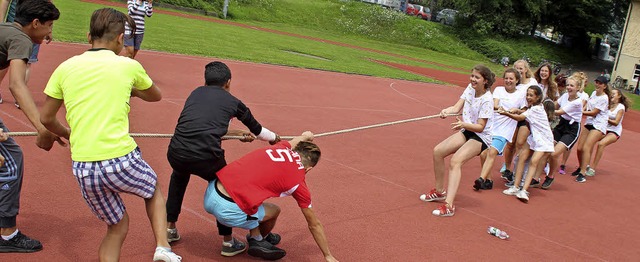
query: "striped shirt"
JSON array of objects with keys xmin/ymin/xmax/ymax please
[{"xmin": 125, "ymin": 0, "xmax": 153, "ymax": 35}]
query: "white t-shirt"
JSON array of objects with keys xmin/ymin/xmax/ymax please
[
  {"xmin": 460, "ymin": 85, "xmax": 493, "ymax": 146},
  {"xmin": 606, "ymin": 103, "xmax": 626, "ymax": 136},
  {"xmin": 558, "ymin": 93, "xmax": 583, "ymax": 124},
  {"xmin": 578, "ymin": 91, "xmax": 589, "ymax": 103},
  {"xmin": 491, "ymin": 86, "xmax": 526, "ymax": 142},
  {"xmin": 516, "ymin": 77, "xmax": 539, "ymax": 92},
  {"xmin": 539, "ymin": 83, "xmax": 559, "ymax": 101},
  {"xmin": 584, "ymin": 91, "xmax": 609, "ymax": 134},
  {"xmin": 523, "ymin": 105, "xmax": 555, "ymax": 152}
]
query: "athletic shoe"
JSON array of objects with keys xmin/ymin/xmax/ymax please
[
  {"xmin": 0, "ymin": 231, "xmax": 43, "ymax": 253},
  {"xmin": 419, "ymin": 188, "xmax": 446, "ymax": 202},
  {"xmin": 431, "ymin": 204, "xmax": 455, "ymax": 217},
  {"xmin": 501, "ymin": 170, "xmax": 514, "ymax": 182},
  {"xmin": 167, "ymin": 228, "xmax": 180, "ymax": 243},
  {"xmin": 571, "ymin": 167, "xmax": 581, "ymax": 176},
  {"xmin": 530, "ymin": 178, "xmax": 541, "ymax": 188},
  {"xmin": 221, "ymin": 237, "xmax": 247, "ymax": 257},
  {"xmin": 483, "ymin": 179, "xmax": 493, "ymax": 190},
  {"xmin": 499, "ymin": 163, "xmax": 507, "ymax": 173},
  {"xmin": 153, "ymin": 247, "xmax": 182, "ymax": 262},
  {"xmin": 516, "ymin": 190, "xmax": 530, "ymax": 203},
  {"xmin": 14, "ymin": 102, "xmax": 19, "ymax": 109},
  {"xmin": 558, "ymin": 164, "xmax": 566, "ymax": 175},
  {"xmin": 504, "ymin": 181, "xmax": 514, "ymax": 187},
  {"xmin": 503, "ymin": 186, "xmax": 519, "ymax": 196},
  {"xmin": 247, "ymin": 237, "xmax": 286, "ymax": 260},
  {"xmin": 473, "ymin": 177, "xmax": 484, "ymax": 191},
  {"xmin": 541, "ymin": 176, "xmax": 554, "ymax": 189},
  {"xmin": 0, "ymin": 95, "xmax": 3, "ymax": 104},
  {"xmin": 576, "ymin": 173, "xmax": 587, "ymax": 183},
  {"xmin": 264, "ymin": 233, "xmax": 281, "ymax": 245},
  {"xmin": 585, "ymin": 166, "xmax": 596, "ymax": 177}
]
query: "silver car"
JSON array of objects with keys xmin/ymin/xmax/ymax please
[{"xmin": 436, "ymin": 8, "xmax": 458, "ymax": 25}]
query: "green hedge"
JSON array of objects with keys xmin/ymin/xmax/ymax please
[{"xmin": 156, "ymin": 0, "xmax": 223, "ymax": 13}]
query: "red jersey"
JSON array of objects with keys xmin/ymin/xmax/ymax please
[{"xmin": 217, "ymin": 141, "xmax": 312, "ymax": 215}]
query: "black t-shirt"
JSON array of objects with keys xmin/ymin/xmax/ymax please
[
  {"xmin": 168, "ymin": 86, "xmax": 263, "ymax": 161},
  {"xmin": 0, "ymin": 22, "xmax": 32, "ymax": 69}
]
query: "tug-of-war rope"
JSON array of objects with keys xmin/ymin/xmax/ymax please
[{"xmin": 5, "ymin": 113, "xmax": 462, "ymax": 140}]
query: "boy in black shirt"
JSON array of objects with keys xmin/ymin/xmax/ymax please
[{"xmin": 166, "ymin": 61, "xmax": 280, "ymax": 257}]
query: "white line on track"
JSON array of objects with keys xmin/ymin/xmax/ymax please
[{"xmin": 388, "ymin": 82, "xmax": 440, "ymax": 110}]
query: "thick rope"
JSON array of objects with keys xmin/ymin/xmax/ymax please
[{"xmin": 4, "ymin": 113, "xmax": 461, "ymax": 140}]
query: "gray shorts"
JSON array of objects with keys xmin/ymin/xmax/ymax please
[
  {"xmin": 124, "ymin": 33, "xmax": 145, "ymax": 50},
  {"xmin": 0, "ymin": 120, "xmax": 24, "ymax": 228}
]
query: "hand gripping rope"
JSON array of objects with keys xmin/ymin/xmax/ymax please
[{"xmin": 5, "ymin": 113, "xmax": 462, "ymax": 140}]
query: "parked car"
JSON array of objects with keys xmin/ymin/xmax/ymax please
[
  {"xmin": 436, "ymin": 8, "xmax": 458, "ymax": 25},
  {"xmin": 406, "ymin": 4, "xmax": 431, "ymax": 20}
]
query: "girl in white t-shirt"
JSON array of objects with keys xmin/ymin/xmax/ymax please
[
  {"xmin": 474, "ymin": 69, "xmax": 525, "ymax": 191},
  {"xmin": 591, "ymin": 89, "xmax": 630, "ymax": 173},
  {"xmin": 500, "ymin": 86, "xmax": 555, "ymax": 202},
  {"xmin": 420, "ymin": 65, "xmax": 495, "ymax": 217},
  {"xmin": 543, "ymin": 76, "xmax": 585, "ymax": 189},
  {"xmin": 535, "ymin": 63, "xmax": 559, "ymax": 101},
  {"xmin": 559, "ymin": 72, "xmax": 589, "ymax": 175},
  {"xmin": 573, "ymin": 77, "xmax": 610, "ymax": 182},
  {"xmin": 500, "ymin": 60, "xmax": 538, "ymax": 181}
]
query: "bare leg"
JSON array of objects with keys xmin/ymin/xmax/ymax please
[
  {"xmin": 575, "ymin": 126, "xmax": 588, "ymax": 170},
  {"xmin": 124, "ymin": 46, "xmax": 135, "ymax": 58},
  {"xmin": 579, "ymin": 130, "xmax": 605, "ymax": 173},
  {"xmin": 145, "ymin": 183, "xmax": 170, "ymax": 248},
  {"xmin": 479, "ymin": 147, "xmax": 499, "ymax": 180},
  {"xmin": 548, "ymin": 143, "xmax": 567, "ymax": 179},
  {"xmin": 432, "ymin": 132, "xmax": 466, "ymax": 193},
  {"xmin": 591, "ymin": 133, "xmax": 618, "ymax": 169},
  {"xmin": 132, "ymin": 49, "xmax": 140, "ymax": 59},
  {"xmin": 445, "ymin": 140, "xmax": 482, "ymax": 206},
  {"xmin": 522, "ymin": 152, "xmax": 550, "ymax": 191},
  {"xmin": 99, "ymin": 212, "xmax": 129, "ymax": 262},
  {"xmin": 258, "ymin": 203, "xmax": 280, "ymax": 237},
  {"xmin": 513, "ymin": 145, "xmax": 532, "ymax": 188}
]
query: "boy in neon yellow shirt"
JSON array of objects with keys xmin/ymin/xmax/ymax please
[{"xmin": 40, "ymin": 8, "xmax": 180, "ymax": 262}]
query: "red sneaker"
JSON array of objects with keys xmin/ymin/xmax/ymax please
[
  {"xmin": 419, "ymin": 188, "xmax": 446, "ymax": 202},
  {"xmin": 432, "ymin": 203, "xmax": 455, "ymax": 217}
]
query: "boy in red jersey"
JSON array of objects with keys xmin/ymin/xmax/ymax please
[{"xmin": 204, "ymin": 131, "xmax": 338, "ymax": 262}]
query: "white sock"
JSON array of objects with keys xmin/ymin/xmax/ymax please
[
  {"xmin": 250, "ymin": 235, "xmax": 263, "ymax": 241},
  {"xmin": 156, "ymin": 246, "xmax": 171, "ymax": 252},
  {"xmin": 1, "ymin": 229, "xmax": 19, "ymax": 240}
]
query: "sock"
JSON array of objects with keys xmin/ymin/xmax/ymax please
[
  {"xmin": 1, "ymin": 229, "xmax": 19, "ymax": 240},
  {"xmin": 156, "ymin": 246, "xmax": 171, "ymax": 252},
  {"xmin": 250, "ymin": 235, "xmax": 263, "ymax": 241}
]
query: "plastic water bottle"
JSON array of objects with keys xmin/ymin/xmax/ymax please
[{"xmin": 487, "ymin": 226, "xmax": 509, "ymax": 240}]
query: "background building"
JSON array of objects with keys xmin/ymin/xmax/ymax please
[{"xmin": 613, "ymin": 0, "xmax": 640, "ymax": 90}]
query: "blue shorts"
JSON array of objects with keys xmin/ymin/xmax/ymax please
[
  {"xmin": 204, "ymin": 180, "xmax": 265, "ymax": 230},
  {"xmin": 490, "ymin": 136, "xmax": 509, "ymax": 155},
  {"xmin": 72, "ymin": 148, "xmax": 157, "ymax": 225},
  {"xmin": 124, "ymin": 33, "xmax": 145, "ymax": 50}
]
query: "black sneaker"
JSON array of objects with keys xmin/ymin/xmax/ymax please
[
  {"xmin": 541, "ymin": 176, "xmax": 554, "ymax": 189},
  {"xmin": 501, "ymin": 170, "xmax": 514, "ymax": 182},
  {"xmin": 576, "ymin": 173, "xmax": 586, "ymax": 183},
  {"xmin": 483, "ymin": 179, "xmax": 493, "ymax": 190},
  {"xmin": 473, "ymin": 177, "xmax": 484, "ymax": 191},
  {"xmin": 504, "ymin": 180, "xmax": 514, "ymax": 187},
  {"xmin": 571, "ymin": 167, "xmax": 581, "ymax": 176},
  {"xmin": 247, "ymin": 237, "xmax": 286, "ymax": 260},
  {"xmin": 530, "ymin": 178, "xmax": 541, "ymax": 188},
  {"xmin": 264, "ymin": 233, "xmax": 281, "ymax": 245},
  {"xmin": 0, "ymin": 231, "xmax": 43, "ymax": 253}
]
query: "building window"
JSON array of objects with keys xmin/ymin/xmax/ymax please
[{"xmin": 634, "ymin": 64, "xmax": 640, "ymax": 81}]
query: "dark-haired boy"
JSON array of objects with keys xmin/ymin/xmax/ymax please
[
  {"xmin": 204, "ymin": 131, "xmax": 338, "ymax": 261},
  {"xmin": 0, "ymin": 0, "xmax": 62, "ymax": 253},
  {"xmin": 166, "ymin": 61, "xmax": 280, "ymax": 256},
  {"xmin": 40, "ymin": 8, "xmax": 180, "ymax": 261}
]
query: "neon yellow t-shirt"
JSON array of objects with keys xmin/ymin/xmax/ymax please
[{"xmin": 44, "ymin": 49, "xmax": 153, "ymax": 162}]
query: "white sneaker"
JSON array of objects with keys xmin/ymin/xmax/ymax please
[
  {"xmin": 153, "ymin": 247, "xmax": 182, "ymax": 262},
  {"xmin": 502, "ymin": 186, "xmax": 519, "ymax": 196},
  {"xmin": 585, "ymin": 166, "xmax": 596, "ymax": 177},
  {"xmin": 516, "ymin": 190, "xmax": 529, "ymax": 203}
]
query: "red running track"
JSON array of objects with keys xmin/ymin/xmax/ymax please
[{"xmin": 0, "ymin": 43, "xmax": 639, "ymax": 261}]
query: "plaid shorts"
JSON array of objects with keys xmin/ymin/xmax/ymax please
[{"xmin": 72, "ymin": 148, "xmax": 157, "ymax": 225}]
